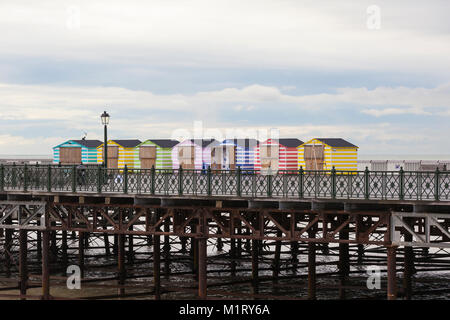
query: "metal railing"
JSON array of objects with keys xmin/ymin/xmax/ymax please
[{"xmin": 0, "ymin": 164, "xmax": 449, "ymax": 201}]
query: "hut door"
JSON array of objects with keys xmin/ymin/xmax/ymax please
[
  {"xmin": 179, "ymin": 146, "xmax": 195, "ymax": 169},
  {"xmin": 224, "ymin": 146, "xmax": 236, "ymax": 170},
  {"xmin": 211, "ymin": 146, "xmax": 222, "ymax": 170},
  {"xmin": 304, "ymin": 145, "xmax": 324, "ymax": 170},
  {"xmin": 106, "ymin": 146, "xmax": 119, "ymax": 169},
  {"xmin": 60, "ymin": 147, "xmax": 82, "ymax": 164},
  {"xmin": 260, "ymin": 145, "xmax": 279, "ymax": 170},
  {"xmin": 139, "ymin": 146, "xmax": 156, "ymax": 169}
]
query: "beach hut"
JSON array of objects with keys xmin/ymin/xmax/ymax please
[
  {"xmin": 297, "ymin": 138, "xmax": 358, "ymax": 171},
  {"xmin": 211, "ymin": 139, "xmax": 259, "ymax": 171},
  {"xmin": 97, "ymin": 139, "xmax": 141, "ymax": 169},
  {"xmin": 254, "ymin": 138, "xmax": 303, "ymax": 172},
  {"xmin": 135, "ymin": 139, "xmax": 179, "ymax": 169},
  {"xmin": 53, "ymin": 139, "xmax": 102, "ymax": 164},
  {"xmin": 172, "ymin": 139, "xmax": 219, "ymax": 170}
]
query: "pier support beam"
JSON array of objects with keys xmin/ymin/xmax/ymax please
[
  {"xmin": 41, "ymin": 230, "xmax": 51, "ymax": 300},
  {"xmin": 230, "ymin": 237, "xmax": 236, "ymax": 276},
  {"xmin": 387, "ymin": 246, "xmax": 397, "ymax": 300},
  {"xmin": 164, "ymin": 219, "xmax": 170, "ymax": 277},
  {"xmin": 61, "ymin": 230, "xmax": 68, "ymax": 266},
  {"xmin": 198, "ymin": 236, "xmax": 207, "ymax": 299},
  {"xmin": 153, "ymin": 235, "xmax": 161, "ymax": 300},
  {"xmin": 308, "ymin": 225, "xmax": 316, "ymax": 300},
  {"xmin": 403, "ymin": 218, "xmax": 415, "ymax": 300},
  {"xmin": 19, "ymin": 230, "xmax": 28, "ymax": 299},
  {"xmin": 339, "ymin": 215, "xmax": 350, "ymax": 300},
  {"xmin": 78, "ymin": 231, "xmax": 85, "ymax": 278},
  {"xmin": 117, "ymin": 234, "xmax": 126, "ymax": 296},
  {"xmin": 251, "ymin": 239, "xmax": 259, "ymax": 295}
]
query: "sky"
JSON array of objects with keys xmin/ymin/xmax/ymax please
[{"xmin": 0, "ymin": 0, "xmax": 449, "ymax": 156}]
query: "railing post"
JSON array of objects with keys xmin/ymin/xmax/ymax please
[
  {"xmin": 71, "ymin": 165, "xmax": 76, "ymax": 192},
  {"xmin": 23, "ymin": 164, "xmax": 28, "ymax": 192},
  {"xmin": 0, "ymin": 164, "xmax": 4, "ymax": 192},
  {"xmin": 399, "ymin": 167, "xmax": 404, "ymax": 200},
  {"xmin": 236, "ymin": 166, "xmax": 241, "ymax": 197},
  {"xmin": 151, "ymin": 165, "xmax": 156, "ymax": 195},
  {"xmin": 299, "ymin": 166, "xmax": 304, "ymax": 199},
  {"xmin": 207, "ymin": 166, "xmax": 212, "ymax": 196},
  {"xmin": 267, "ymin": 168, "xmax": 272, "ymax": 197},
  {"xmin": 97, "ymin": 166, "xmax": 102, "ymax": 193},
  {"xmin": 435, "ymin": 167, "xmax": 440, "ymax": 201},
  {"xmin": 12, "ymin": 163, "xmax": 17, "ymax": 189},
  {"xmin": 364, "ymin": 166, "xmax": 369, "ymax": 200},
  {"xmin": 331, "ymin": 166, "xmax": 336, "ymax": 199},
  {"xmin": 123, "ymin": 165, "xmax": 128, "ymax": 194},
  {"xmin": 178, "ymin": 165, "xmax": 183, "ymax": 196},
  {"xmin": 47, "ymin": 165, "xmax": 52, "ymax": 192}
]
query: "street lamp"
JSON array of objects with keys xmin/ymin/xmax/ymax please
[{"xmin": 101, "ymin": 111, "xmax": 110, "ymax": 168}]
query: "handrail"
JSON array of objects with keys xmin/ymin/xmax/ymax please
[{"xmin": 0, "ymin": 165, "xmax": 448, "ymax": 201}]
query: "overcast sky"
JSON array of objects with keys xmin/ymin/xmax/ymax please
[{"xmin": 1, "ymin": 0, "xmax": 449, "ymax": 155}]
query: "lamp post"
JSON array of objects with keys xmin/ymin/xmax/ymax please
[{"xmin": 101, "ymin": 111, "xmax": 110, "ymax": 168}]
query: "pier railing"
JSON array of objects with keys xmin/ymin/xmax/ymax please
[{"xmin": 0, "ymin": 164, "xmax": 449, "ymax": 201}]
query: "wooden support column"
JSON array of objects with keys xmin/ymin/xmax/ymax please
[
  {"xmin": 197, "ymin": 211, "xmax": 207, "ymax": 299},
  {"xmin": 357, "ymin": 244, "xmax": 364, "ymax": 264},
  {"xmin": 164, "ymin": 218, "xmax": 170, "ymax": 277},
  {"xmin": 198, "ymin": 236, "xmax": 207, "ymax": 299},
  {"xmin": 153, "ymin": 234, "xmax": 161, "ymax": 300},
  {"xmin": 273, "ymin": 231, "xmax": 282, "ymax": 282},
  {"xmin": 118, "ymin": 234, "xmax": 126, "ymax": 296},
  {"xmin": 387, "ymin": 246, "xmax": 397, "ymax": 300},
  {"xmin": 403, "ymin": 221, "xmax": 414, "ymax": 300},
  {"xmin": 291, "ymin": 241, "xmax": 299, "ymax": 273},
  {"xmin": 4, "ymin": 216, "xmax": 12, "ymax": 277},
  {"xmin": 230, "ymin": 237, "xmax": 236, "ymax": 276},
  {"xmin": 78, "ymin": 231, "xmax": 85, "ymax": 278},
  {"xmin": 307, "ymin": 221, "xmax": 316, "ymax": 300},
  {"xmin": 41, "ymin": 230, "xmax": 51, "ymax": 300},
  {"xmin": 61, "ymin": 230, "xmax": 68, "ymax": 266},
  {"xmin": 19, "ymin": 230, "xmax": 28, "ymax": 300},
  {"xmin": 251, "ymin": 239, "xmax": 259, "ymax": 295},
  {"xmin": 339, "ymin": 215, "xmax": 350, "ymax": 300},
  {"xmin": 128, "ymin": 227, "xmax": 134, "ymax": 263}
]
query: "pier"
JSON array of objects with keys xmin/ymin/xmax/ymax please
[{"xmin": 0, "ymin": 164, "xmax": 449, "ymax": 300}]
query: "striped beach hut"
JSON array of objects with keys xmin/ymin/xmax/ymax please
[
  {"xmin": 211, "ymin": 139, "xmax": 259, "ymax": 171},
  {"xmin": 172, "ymin": 139, "xmax": 219, "ymax": 170},
  {"xmin": 254, "ymin": 138, "xmax": 303, "ymax": 172},
  {"xmin": 297, "ymin": 138, "xmax": 358, "ymax": 171},
  {"xmin": 135, "ymin": 139, "xmax": 179, "ymax": 169},
  {"xmin": 97, "ymin": 139, "xmax": 141, "ymax": 169},
  {"xmin": 53, "ymin": 139, "xmax": 102, "ymax": 164}
]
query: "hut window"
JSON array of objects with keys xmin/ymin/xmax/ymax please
[{"xmin": 104, "ymin": 146, "xmax": 119, "ymax": 169}]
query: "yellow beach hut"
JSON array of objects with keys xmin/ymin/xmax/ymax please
[
  {"xmin": 297, "ymin": 138, "xmax": 358, "ymax": 171},
  {"xmin": 97, "ymin": 139, "xmax": 141, "ymax": 169}
]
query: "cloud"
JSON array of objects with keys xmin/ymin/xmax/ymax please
[{"xmin": 0, "ymin": 81, "xmax": 449, "ymax": 155}]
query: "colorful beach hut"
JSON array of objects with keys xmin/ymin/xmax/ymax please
[
  {"xmin": 211, "ymin": 139, "xmax": 259, "ymax": 171},
  {"xmin": 254, "ymin": 138, "xmax": 303, "ymax": 172},
  {"xmin": 171, "ymin": 139, "xmax": 219, "ymax": 170},
  {"xmin": 135, "ymin": 139, "xmax": 179, "ymax": 169},
  {"xmin": 97, "ymin": 139, "xmax": 141, "ymax": 169},
  {"xmin": 53, "ymin": 139, "xmax": 102, "ymax": 164},
  {"xmin": 297, "ymin": 138, "xmax": 358, "ymax": 171}
]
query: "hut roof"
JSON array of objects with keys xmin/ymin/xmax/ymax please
[
  {"xmin": 223, "ymin": 138, "xmax": 259, "ymax": 149},
  {"xmin": 278, "ymin": 138, "xmax": 304, "ymax": 148},
  {"xmin": 111, "ymin": 140, "xmax": 142, "ymax": 148},
  {"xmin": 146, "ymin": 139, "xmax": 179, "ymax": 148},
  {"xmin": 314, "ymin": 138, "xmax": 358, "ymax": 148},
  {"xmin": 72, "ymin": 139, "xmax": 103, "ymax": 148},
  {"xmin": 190, "ymin": 139, "xmax": 218, "ymax": 148}
]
